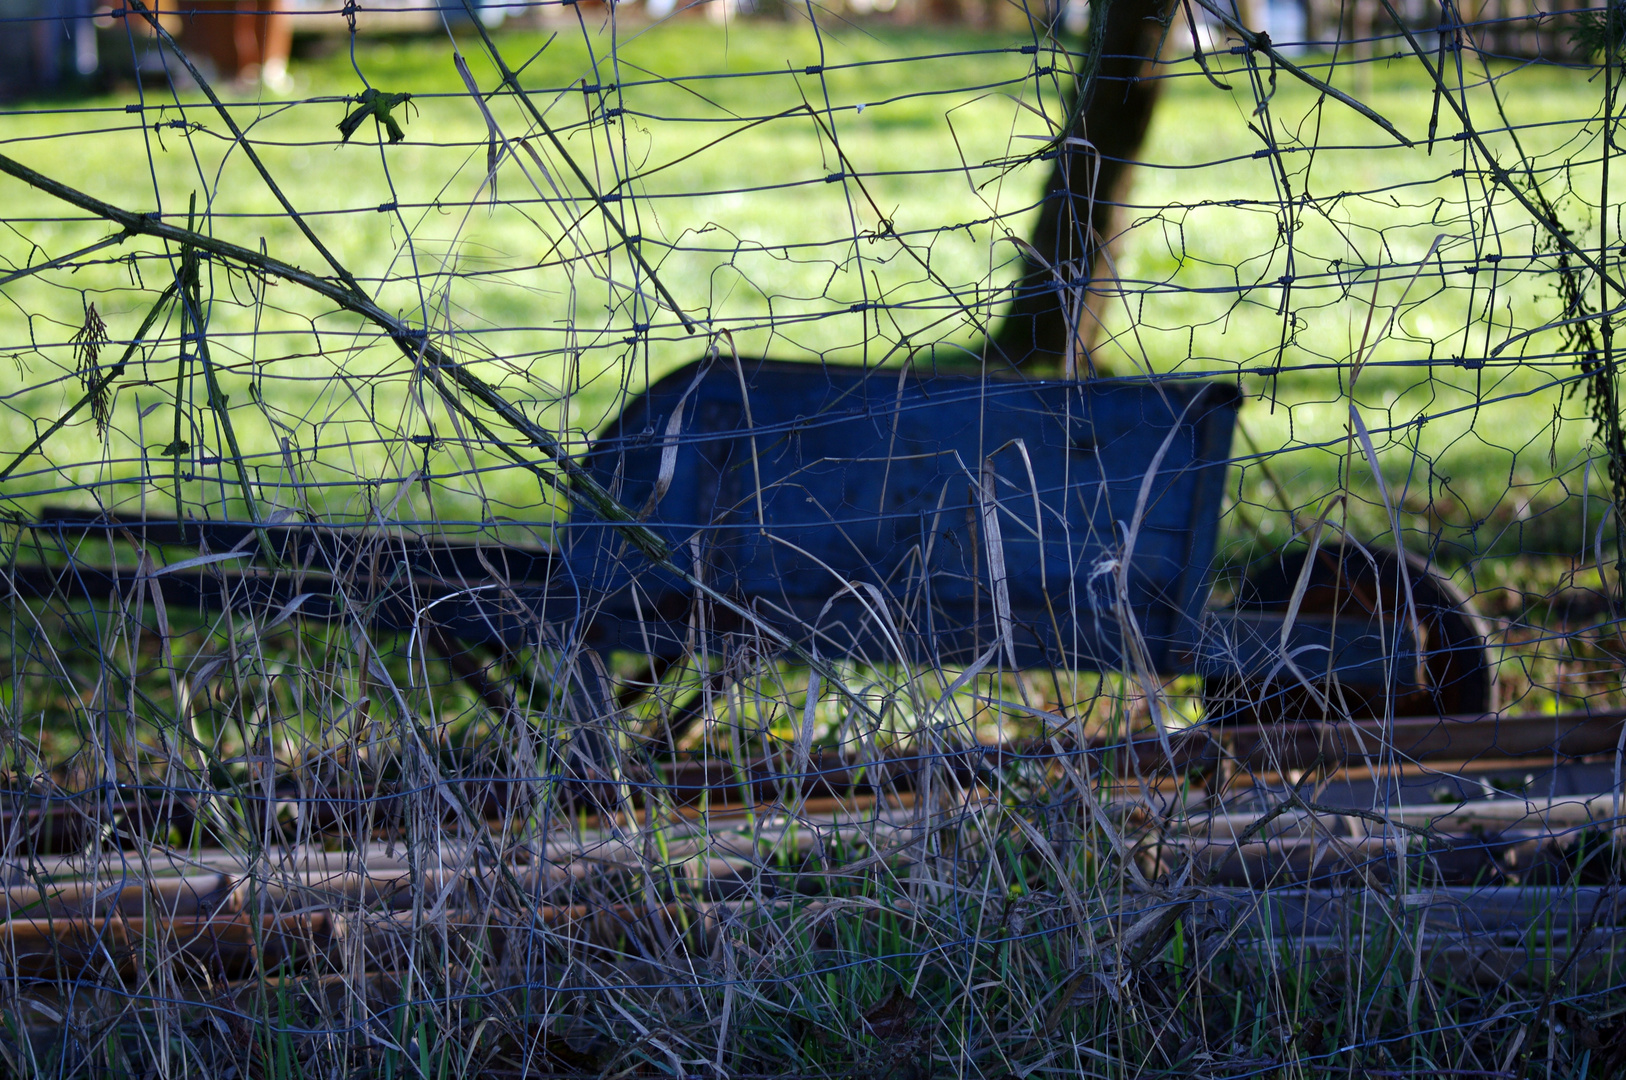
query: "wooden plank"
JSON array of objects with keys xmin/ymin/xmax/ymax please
[{"xmin": 1221, "ymin": 710, "xmax": 1626, "ymax": 771}]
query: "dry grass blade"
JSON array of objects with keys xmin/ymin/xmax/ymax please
[{"xmin": 0, "ymin": 7, "xmax": 1620, "ymax": 1078}]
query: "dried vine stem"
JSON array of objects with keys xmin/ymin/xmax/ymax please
[
  {"xmin": 1376, "ymin": 0, "xmax": 1626, "ymax": 604},
  {"xmin": 1185, "ymin": 0, "xmax": 1414, "ymax": 146},
  {"xmin": 0, "ymin": 150, "xmax": 882, "ymax": 721}
]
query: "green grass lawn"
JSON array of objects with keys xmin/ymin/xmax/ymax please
[
  {"xmin": 0, "ymin": 18, "xmax": 1055, "ymax": 533},
  {"xmin": 0, "ymin": 16, "xmax": 1615, "ymax": 581}
]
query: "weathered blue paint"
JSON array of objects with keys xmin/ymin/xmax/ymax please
[
  {"xmin": 28, "ymin": 358, "xmax": 1418, "ymax": 687},
  {"xmin": 561, "ymin": 359, "xmax": 1242, "ymax": 671}
]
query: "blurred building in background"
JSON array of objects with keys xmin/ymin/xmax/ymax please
[
  {"xmin": 0, "ymin": 0, "xmax": 99, "ymax": 100},
  {"xmin": 0, "ymin": 0, "xmax": 1592, "ymax": 101}
]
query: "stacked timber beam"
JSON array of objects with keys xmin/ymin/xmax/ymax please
[{"xmin": 0, "ymin": 710, "xmax": 1621, "ymax": 983}]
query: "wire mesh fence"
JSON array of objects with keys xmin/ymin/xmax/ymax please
[{"xmin": 1, "ymin": 0, "xmax": 1626, "ymax": 1075}]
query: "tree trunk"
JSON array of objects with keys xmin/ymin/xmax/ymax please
[{"xmin": 991, "ymin": 0, "xmax": 1177, "ymax": 375}]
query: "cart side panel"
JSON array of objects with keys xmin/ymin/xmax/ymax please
[
  {"xmin": 1164, "ymin": 383, "xmax": 1244, "ymax": 663},
  {"xmin": 572, "ymin": 360, "xmax": 1240, "ymax": 670}
]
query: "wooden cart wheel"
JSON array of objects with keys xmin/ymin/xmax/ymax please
[{"xmin": 1204, "ymin": 543, "xmax": 1498, "ymax": 724}]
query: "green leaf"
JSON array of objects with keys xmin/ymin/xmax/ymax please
[{"xmin": 338, "ymin": 88, "xmax": 415, "ymax": 145}]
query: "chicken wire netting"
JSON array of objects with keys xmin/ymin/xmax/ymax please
[{"xmin": 0, "ymin": 0, "xmax": 1624, "ymax": 1075}]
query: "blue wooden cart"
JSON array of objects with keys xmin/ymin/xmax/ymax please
[{"xmin": 24, "ymin": 359, "xmax": 1464, "ymax": 719}]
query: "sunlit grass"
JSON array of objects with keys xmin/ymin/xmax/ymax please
[{"xmin": 0, "ymin": 16, "xmax": 1613, "ymax": 580}]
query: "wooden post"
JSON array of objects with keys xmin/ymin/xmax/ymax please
[{"xmin": 990, "ymin": 0, "xmax": 1178, "ymax": 375}]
